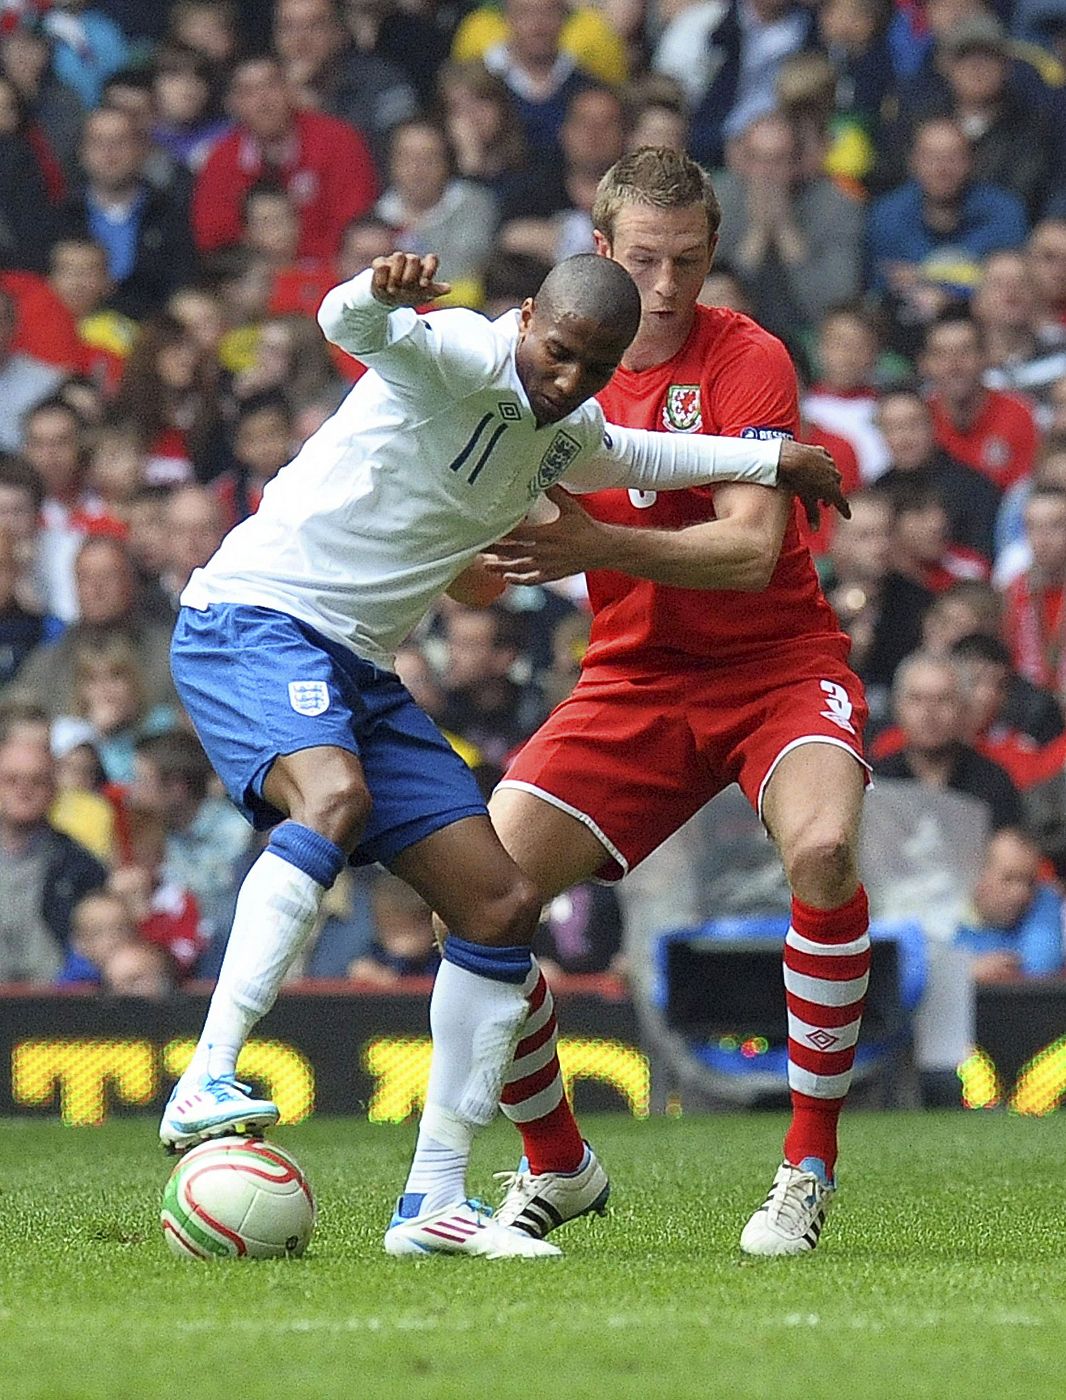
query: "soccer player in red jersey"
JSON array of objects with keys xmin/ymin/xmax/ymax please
[{"xmin": 471, "ymin": 148, "xmax": 871, "ymax": 1255}]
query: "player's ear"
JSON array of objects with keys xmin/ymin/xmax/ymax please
[
  {"xmin": 592, "ymin": 229, "xmax": 611, "ymax": 258},
  {"xmin": 518, "ymin": 297, "xmax": 535, "ymax": 334}
]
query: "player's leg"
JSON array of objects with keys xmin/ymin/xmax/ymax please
[
  {"xmin": 382, "ymin": 815, "xmax": 562, "ymax": 1257},
  {"xmin": 161, "ymin": 745, "xmax": 368, "ymax": 1149},
  {"xmin": 486, "ymin": 785, "xmax": 613, "ymax": 1235},
  {"xmin": 742, "ymin": 741, "xmax": 869, "ymax": 1256},
  {"xmin": 161, "ymin": 604, "xmax": 372, "ymax": 1150},
  {"xmin": 483, "ymin": 683, "xmax": 707, "ymax": 1238}
]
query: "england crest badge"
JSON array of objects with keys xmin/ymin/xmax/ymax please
[
  {"xmin": 288, "ymin": 680, "xmax": 330, "ymax": 716},
  {"xmin": 529, "ymin": 430, "xmax": 582, "ymax": 496},
  {"xmin": 662, "ymin": 384, "xmax": 702, "ymax": 433}
]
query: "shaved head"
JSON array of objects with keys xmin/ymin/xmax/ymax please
[
  {"xmin": 536, "ymin": 253, "xmax": 642, "ymax": 345},
  {"xmin": 515, "ymin": 255, "xmax": 640, "ymax": 425}
]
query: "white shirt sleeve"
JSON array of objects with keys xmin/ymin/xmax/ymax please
[
  {"xmin": 316, "ymin": 269, "xmax": 497, "ymax": 398},
  {"xmin": 562, "ymin": 418, "xmax": 782, "ymax": 493}
]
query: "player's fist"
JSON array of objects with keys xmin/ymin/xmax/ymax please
[
  {"xmin": 776, "ymin": 441, "xmax": 850, "ymax": 529},
  {"xmin": 370, "ymin": 252, "xmax": 451, "ymax": 307}
]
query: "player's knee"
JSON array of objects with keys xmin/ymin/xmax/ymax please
[
  {"xmin": 469, "ymin": 874, "xmax": 542, "ymax": 947},
  {"xmin": 299, "ymin": 764, "xmax": 372, "ymax": 852},
  {"xmin": 787, "ymin": 828, "xmax": 857, "ymax": 905}
]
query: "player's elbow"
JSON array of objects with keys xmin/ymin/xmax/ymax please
[{"xmin": 729, "ymin": 547, "xmax": 776, "ymax": 592}]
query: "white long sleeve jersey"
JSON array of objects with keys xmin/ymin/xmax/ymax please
[{"xmin": 182, "ymin": 270, "xmax": 783, "ymax": 671}]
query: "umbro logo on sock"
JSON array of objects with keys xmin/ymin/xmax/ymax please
[{"xmin": 806, "ymin": 1029, "xmax": 841, "ymax": 1050}]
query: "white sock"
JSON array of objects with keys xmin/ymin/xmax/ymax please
[
  {"xmin": 184, "ymin": 850, "xmax": 326, "ymax": 1085},
  {"xmin": 402, "ymin": 960, "xmax": 534, "ymax": 1214}
]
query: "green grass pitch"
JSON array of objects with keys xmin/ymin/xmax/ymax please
[{"xmin": 3, "ymin": 1112, "xmax": 1066, "ymax": 1400}]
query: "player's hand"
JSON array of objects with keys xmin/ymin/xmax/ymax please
[
  {"xmin": 776, "ymin": 441, "xmax": 850, "ymax": 530},
  {"xmin": 482, "ymin": 486, "xmax": 611, "ymax": 584},
  {"xmin": 370, "ymin": 252, "xmax": 451, "ymax": 307}
]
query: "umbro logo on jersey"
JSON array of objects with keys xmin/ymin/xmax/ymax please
[
  {"xmin": 529, "ymin": 430, "xmax": 582, "ymax": 496},
  {"xmin": 498, "ymin": 400, "xmax": 522, "ymax": 421},
  {"xmin": 663, "ymin": 384, "xmax": 702, "ymax": 433},
  {"xmin": 288, "ymin": 680, "xmax": 330, "ymax": 716}
]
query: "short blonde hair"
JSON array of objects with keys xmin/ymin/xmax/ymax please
[{"xmin": 592, "ymin": 147, "xmax": 721, "ymax": 246}]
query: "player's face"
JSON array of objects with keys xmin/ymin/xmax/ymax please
[
  {"xmin": 515, "ymin": 304, "xmax": 631, "ymax": 424},
  {"xmin": 596, "ymin": 204, "xmax": 715, "ymax": 335}
]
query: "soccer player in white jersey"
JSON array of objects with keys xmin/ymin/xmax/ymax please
[{"xmin": 158, "ymin": 249, "xmax": 846, "ymax": 1259}]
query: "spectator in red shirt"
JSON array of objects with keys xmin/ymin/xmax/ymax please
[
  {"xmin": 0, "ymin": 265, "xmax": 83, "ymax": 373},
  {"xmin": 109, "ymin": 806, "xmax": 208, "ymax": 979},
  {"xmin": 884, "ymin": 473, "xmax": 989, "ymax": 593},
  {"xmin": 1004, "ymin": 484, "xmax": 1066, "ymax": 705},
  {"xmin": 922, "ymin": 308, "xmax": 1039, "ymax": 490},
  {"xmin": 213, "ymin": 391, "xmax": 293, "ymax": 529},
  {"xmin": 875, "ymin": 385, "xmax": 1000, "ymax": 561},
  {"xmin": 112, "ymin": 314, "xmax": 225, "ymax": 484},
  {"xmin": 191, "ymin": 53, "xmax": 378, "ymax": 261},
  {"xmin": 242, "ymin": 181, "xmax": 338, "ymax": 324},
  {"xmin": 48, "ymin": 237, "xmax": 134, "ymax": 392}
]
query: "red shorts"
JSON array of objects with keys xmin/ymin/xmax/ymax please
[{"xmin": 500, "ymin": 648, "xmax": 869, "ymax": 881}]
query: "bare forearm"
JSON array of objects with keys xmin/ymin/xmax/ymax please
[
  {"xmin": 446, "ymin": 560, "xmax": 507, "ymax": 607},
  {"xmin": 594, "ymin": 518, "xmax": 777, "ymax": 591}
]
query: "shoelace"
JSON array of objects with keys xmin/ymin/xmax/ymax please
[
  {"xmin": 205, "ymin": 1076, "xmax": 256, "ymax": 1101},
  {"xmin": 493, "ymin": 1169, "xmax": 534, "ymax": 1203},
  {"xmin": 465, "ymin": 1198, "xmax": 493, "ymax": 1220},
  {"xmin": 766, "ymin": 1169, "xmax": 822, "ymax": 1233}
]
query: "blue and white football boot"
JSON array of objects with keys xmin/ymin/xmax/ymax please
[
  {"xmin": 384, "ymin": 1195, "xmax": 562, "ymax": 1258},
  {"xmin": 493, "ymin": 1145, "xmax": 610, "ymax": 1240},
  {"xmin": 159, "ymin": 1074, "xmax": 279, "ymax": 1153},
  {"xmin": 739, "ymin": 1157, "xmax": 835, "ymax": 1255}
]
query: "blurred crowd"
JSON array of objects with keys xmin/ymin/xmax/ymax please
[{"xmin": 0, "ymin": 0, "xmax": 1065, "ymax": 999}]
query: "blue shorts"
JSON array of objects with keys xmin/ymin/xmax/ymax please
[{"xmin": 170, "ymin": 603, "xmax": 487, "ymax": 867}]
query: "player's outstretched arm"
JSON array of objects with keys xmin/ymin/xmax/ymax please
[
  {"xmin": 568, "ymin": 422, "xmax": 847, "ymax": 528},
  {"xmin": 317, "ymin": 253, "xmax": 451, "ymax": 357},
  {"xmin": 483, "ymin": 484, "xmax": 790, "ymax": 591}
]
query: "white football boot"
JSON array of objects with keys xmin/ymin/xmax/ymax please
[
  {"xmin": 159, "ymin": 1074, "xmax": 279, "ymax": 1153},
  {"xmin": 494, "ymin": 1145, "xmax": 610, "ymax": 1240},
  {"xmin": 384, "ymin": 1196, "xmax": 562, "ymax": 1259},
  {"xmin": 739, "ymin": 1157, "xmax": 835, "ymax": 1256}
]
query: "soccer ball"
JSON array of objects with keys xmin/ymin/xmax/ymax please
[{"xmin": 161, "ymin": 1137, "xmax": 316, "ymax": 1260}]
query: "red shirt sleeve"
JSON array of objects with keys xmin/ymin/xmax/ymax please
[
  {"xmin": 1010, "ymin": 397, "xmax": 1038, "ymax": 484},
  {"xmin": 313, "ymin": 118, "xmax": 378, "ymax": 258},
  {"xmin": 192, "ymin": 135, "xmax": 244, "ymax": 252},
  {"xmin": 708, "ymin": 331, "xmax": 800, "ymax": 440}
]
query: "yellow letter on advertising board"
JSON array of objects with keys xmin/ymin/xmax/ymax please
[
  {"xmin": 364, "ymin": 1037, "xmax": 433, "ymax": 1123},
  {"xmin": 559, "ymin": 1038, "xmax": 650, "ymax": 1118},
  {"xmin": 12, "ymin": 1040, "xmax": 156, "ymax": 1126}
]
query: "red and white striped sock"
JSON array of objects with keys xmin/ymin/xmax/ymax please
[
  {"xmin": 499, "ymin": 963, "xmax": 585, "ymax": 1175},
  {"xmin": 782, "ymin": 886, "xmax": 870, "ymax": 1178}
]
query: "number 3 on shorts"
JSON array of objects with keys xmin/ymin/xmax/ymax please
[{"xmin": 819, "ymin": 679, "xmax": 855, "ymax": 734}]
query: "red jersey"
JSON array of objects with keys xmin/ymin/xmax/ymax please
[
  {"xmin": 192, "ymin": 111, "xmax": 377, "ymax": 260},
  {"xmin": 586, "ymin": 305, "xmax": 846, "ymax": 669},
  {"xmin": 929, "ymin": 390, "xmax": 1037, "ymax": 490}
]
